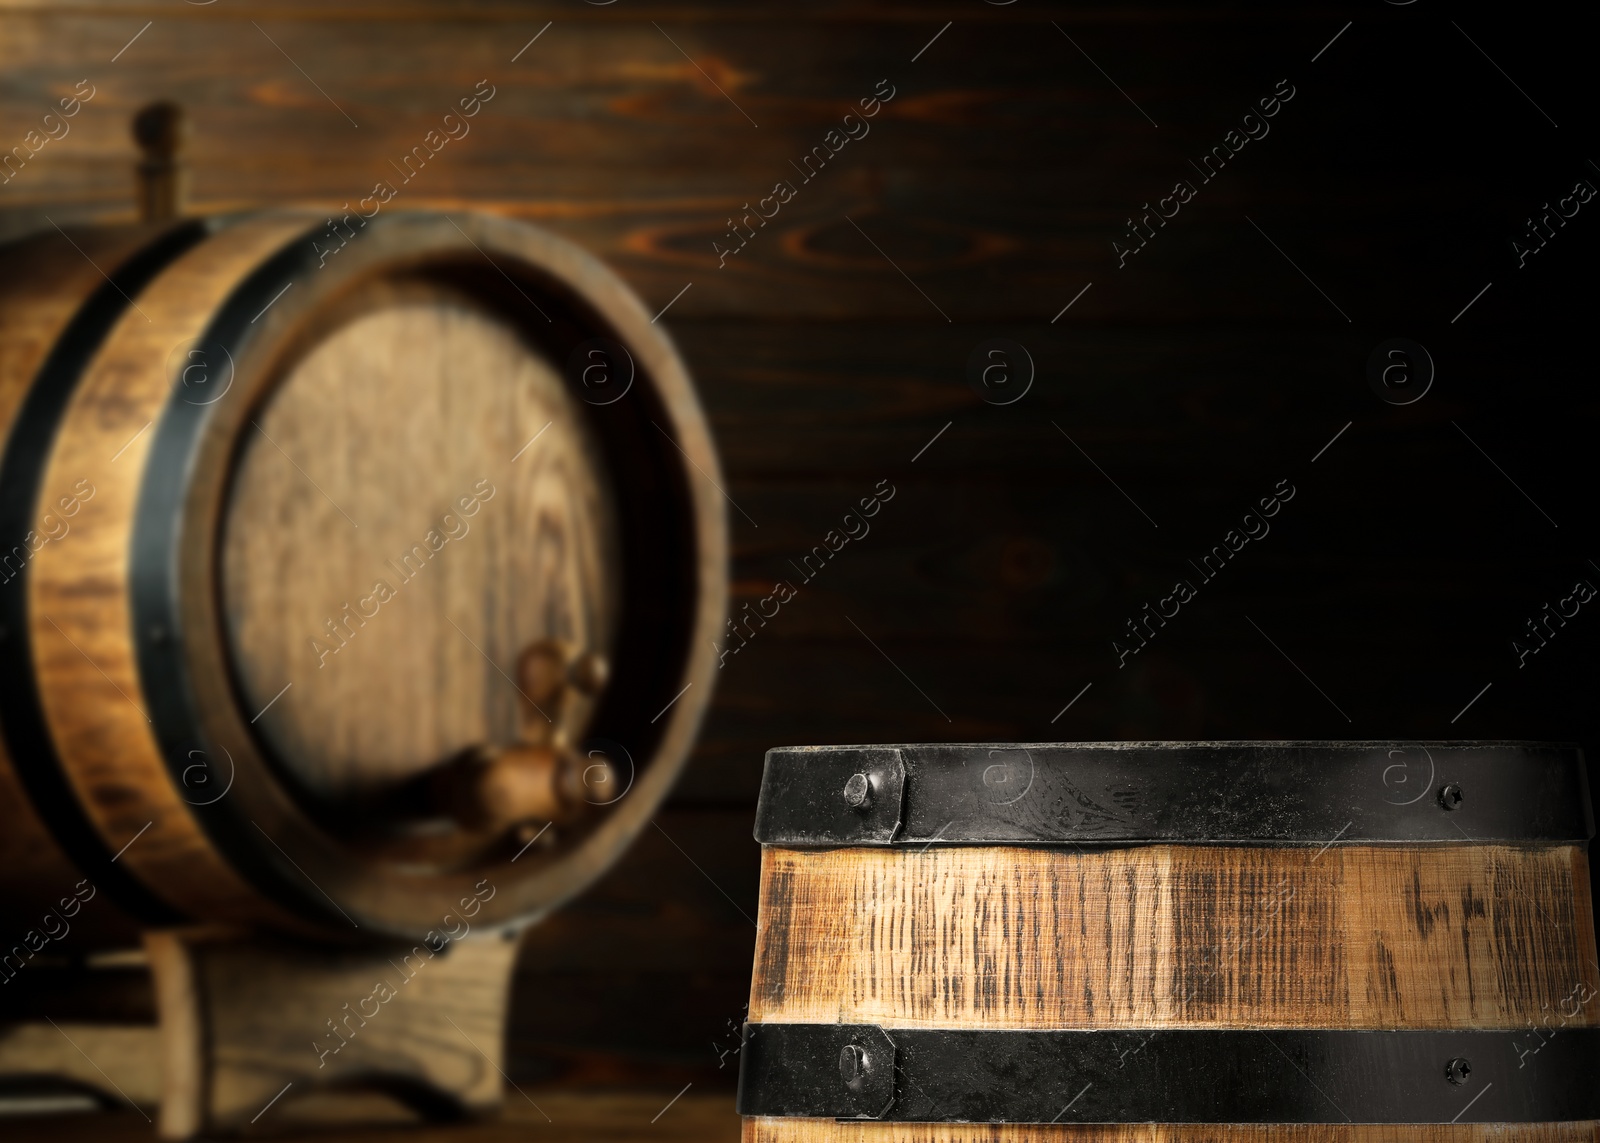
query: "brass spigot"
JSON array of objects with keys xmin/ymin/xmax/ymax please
[{"xmin": 443, "ymin": 639, "xmax": 612, "ymax": 838}]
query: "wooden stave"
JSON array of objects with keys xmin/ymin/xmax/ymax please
[
  {"xmin": 748, "ymin": 844, "xmax": 1600, "ymax": 1031},
  {"xmin": 3, "ymin": 209, "xmax": 726, "ymax": 940},
  {"xmin": 743, "ymin": 842, "xmax": 1600, "ymax": 1136},
  {"xmin": 0, "ymin": 222, "xmax": 206, "ymax": 946},
  {"xmin": 29, "ymin": 212, "xmax": 320, "ymax": 934}
]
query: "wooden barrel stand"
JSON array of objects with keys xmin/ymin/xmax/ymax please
[
  {"xmin": 142, "ymin": 927, "xmax": 524, "ymax": 1137},
  {"xmin": 737, "ymin": 743, "xmax": 1600, "ymax": 1141}
]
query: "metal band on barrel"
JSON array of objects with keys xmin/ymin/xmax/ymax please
[
  {"xmin": 753, "ymin": 742, "xmax": 1593, "ymax": 846},
  {"xmin": 736, "ymin": 1022, "xmax": 1600, "ymax": 1123}
]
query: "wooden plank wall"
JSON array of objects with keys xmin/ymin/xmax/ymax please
[{"xmin": 4, "ymin": 0, "xmax": 1598, "ymax": 1090}]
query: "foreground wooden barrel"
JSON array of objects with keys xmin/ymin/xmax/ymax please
[
  {"xmin": 738, "ymin": 742, "xmax": 1600, "ymax": 1140},
  {"xmin": 0, "ymin": 209, "xmax": 725, "ymax": 943}
]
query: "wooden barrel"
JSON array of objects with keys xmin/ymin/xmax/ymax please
[
  {"xmin": 737, "ymin": 742, "xmax": 1600, "ymax": 1141},
  {"xmin": 0, "ymin": 208, "xmax": 725, "ymax": 943}
]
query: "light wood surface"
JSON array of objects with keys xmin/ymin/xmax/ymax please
[
  {"xmin": 145, "ymin": 930, "xmax": 201, "ymax": 1138},
  {"xmin": 221, "ymin": 284, "xmax": 618, "ymax": 798},
  {"xmin": 0, "ymin": 1021, "xmax": 161, "ymax": 1107},
  {"xmin": 29, "ymin": 213, "xmax": 321, "ymax": 930},
  {"xmin": 0, "ymin": 226, "xmax": 168, "ymax": 944},
  {"xmin": 143, "ymin": 927, "xmax": 521, "ymax": 1137},
  {"xmin": 749, "ymin": 845, "xmax": 1600, "ymax": 1030}
]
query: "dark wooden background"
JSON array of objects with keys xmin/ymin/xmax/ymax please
[{"xmin": 4, "ymin": 0, "xmax": 1597, "ymax": 1092}]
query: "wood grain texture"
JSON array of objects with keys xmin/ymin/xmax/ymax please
[
  {"xmin": 144, "ymin": 927, "xmax": 520, "ymax": 1136},
  {"xmin": 145, "ymin": 929, "xmax": 201, "ymax": 1137},
  {"xmin": 744, "ymin": 1122, "xmax": 1600, "ymax": 1143},
  {"xmin": 749, "ymin": 845, "xmax": 1600, "ymax": 1030},
  {"xmin": 3, "ymin": 0, "xmax": 1598, "ymax": 1095},
  {"xmin": 0, "ymin": 229, "xmax": 128, "ymax": 416},
  {"xmin": 0, "ymin": 227, "xmax": 154, "ymax": 940},
  {"xmin": 0, "ymin": 1022, "xmax": 160, "ymax": 1107},
  {"xmin": 28, "ymin": 213, "xmax": 320, "ymax": 930},
  {"xmin": 0, "ymin": 11, "xmax": 1492, "ymax": 324},
  {"xmin": 221, "ymin": 285, "xmax": 618, "ymax": 797}
]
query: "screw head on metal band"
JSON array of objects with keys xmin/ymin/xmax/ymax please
[
  {"xmin": 843, "ymin": 772, "xmax": 872, "ymax": 810},
  {"xmin": 839, "ymin": 1042, "xmax": 870, "ymax": 1091}
]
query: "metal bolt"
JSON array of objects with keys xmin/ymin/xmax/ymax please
[
  {"xmin": 1445, "ymin": 1056, "xmax": 1472, "ymax": 1086},
  {"xmin": 839, "ymin": 1042, "xmax": 869, "ymax": 1091},
  {"xmin": 1438, "ymin": 783, "xmax": 1464, "ymax": 811},
  {"xmin": 843, "ymin": 772, "xmax": 872, "ymax": 810}
]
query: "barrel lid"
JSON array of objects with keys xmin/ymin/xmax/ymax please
[
  {"xmin": 219, "ymin": 279, "xmax": 618, "ymax": 807},
  {"xmin": 89, "ymin": 209, "xmax": 726, "ymax": 938},
  {"xmin": 753, "ymin": 741, "xmax": 1593, "ymax": 847}
]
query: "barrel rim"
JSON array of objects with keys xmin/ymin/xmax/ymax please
[
  {"xmin": 117, "ymin": 208, "xmax": 725, "ymax": 937},
  {"xmin": 754, "ymin": 741, "xmax": 1594, "ymax": 847}
]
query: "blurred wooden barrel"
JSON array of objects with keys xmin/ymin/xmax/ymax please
[
  {"xmin": 0, "ymin": 209, "xmax": 726, "ymax": 942},
  {"xmin": 737, "ymin": 742, "xmax": 1600, "ymax": 1140}
]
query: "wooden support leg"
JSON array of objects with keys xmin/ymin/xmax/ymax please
[{"xmin": 144, "ymin": 927, "xmax": 522, "ymax": 1139}]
